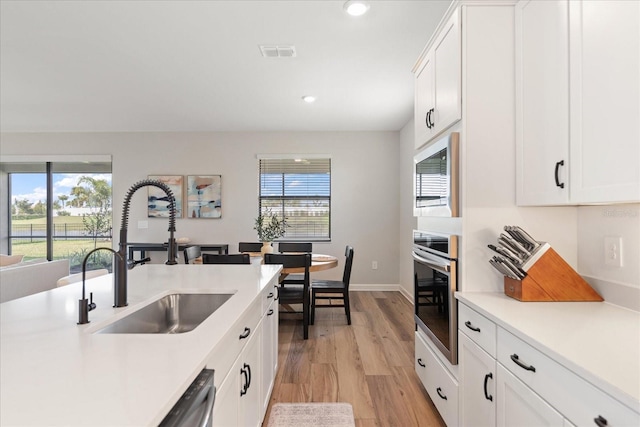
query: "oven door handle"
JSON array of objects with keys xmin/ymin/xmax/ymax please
[{"xmin": 412, "ymin": 252, "xmax": 451, "ymax": 273}]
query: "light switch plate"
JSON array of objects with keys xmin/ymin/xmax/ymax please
[{"xmin": 604, "ymin": 236, "xmax": 623, "ymax": 267}]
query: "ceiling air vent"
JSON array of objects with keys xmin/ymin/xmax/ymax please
[{"xmin": 259, "ymin": 45, "xmax": 296, "ymax": 58}]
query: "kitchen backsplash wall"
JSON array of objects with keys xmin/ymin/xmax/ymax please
[{"xmin": 577, "ymin": 204, "xmax": 640, "ymax": 311}]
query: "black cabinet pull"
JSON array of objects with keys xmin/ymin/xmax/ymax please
[
  {"xmin": 465, "ymin": 320, "xmax": 481, "ymax": 332},
  {"xmin": 429, "ymin": 108, "xmax": 435, "ymax": 127},
  {"xmin": 417, "ymin": 358, "xmax": 426, "ymax": 368},
  {"xmin": 554, "ymin": 160, "xmax": 565, "ymax": 188},
  {"xmin": 483, "ymin": 372, "xmax": 493, "ymax": 401},
  {"xmin": 594, "ymin": 415, "xmax": 608, "ymax": 426},
  {"xmin": 267, "ymin": 309, "xmax": 274, "ymax": 316},
  {"xmin": 426, "ymin": 111, "xmax": 432, "ymax": 129},
  {"xmin": 510, "ymin": 354, "xmax": 536, "ymax": 372},
  {"xmin": 267, "ymin": 292, "xmax": 274, "ymax": 299},
  {"xmin": 436, "ymin": 387, "xmax": 447, "ymax": 400},
  {"xmin": 239, "ymin": 327, "xmax": 250, "ymax": 340},
  {"xmin": 240, "ymin": 366, "xmax": 249, "ymax": 396},
  {"xmin": 246, "ymin": 363, "xmax": 252, "ymax": 390}
]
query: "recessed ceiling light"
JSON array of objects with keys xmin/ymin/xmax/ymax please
[
  {"xmin": 302, "ymin": 95, "xmax": 316, "ymax": 103},
  {"xmin": 344, "ymin": 1, "xmax": 370, "ymax": 17}
]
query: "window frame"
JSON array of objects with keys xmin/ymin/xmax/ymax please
[{"xmin": 257, "ymin": 154, "xmax": 331, "ymax": 242}]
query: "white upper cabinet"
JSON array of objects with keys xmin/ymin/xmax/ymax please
[
  {"xmin": 569, "ymin": 0, "xmax": 640, "ymax": 203},
  {"xmin": 414, "ymin": 9, "xmax": 461, "ymax": 149},
  {"xmin": 516, "ymin": 0, "xmax": 640, "ymax": 205},
  {"xmin": 515, "ymin": 0, "xmax": 570, "ymax": 205}
]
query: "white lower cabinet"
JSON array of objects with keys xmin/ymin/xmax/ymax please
[
  {"xmin": 209, "ymin": 279, "xmax": 279, "ymax": 427},
  {"xmin": 459, "ymin": 332, "xmax": 495, "ymax": 427},
  {"xmin": 415, "ymin": 330, "xmax": 459, "ymax": 427},
  {"xmin": 458, "ymin": 302, "xmax": 640, "ymax": 427},
  {"xmin": 496, "ymin": 364, "xmax": 564, "ymax": 427},
  {"xmin": 260, "ymin": 284, "xmax": 278, "ymax": 418}
]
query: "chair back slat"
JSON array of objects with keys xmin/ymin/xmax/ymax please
[
  {"xmin": 202, "ymin": 253, "xmax": 250, "ymax": 264},
  {"xmin": 342, "ymin": 246, "xmax": 355, "ymax": 287},
  {"xmin": 278, "ymin": 242, "xmax": 312, "ymax": 253},
  {"xmin": 238, "ymin": 242, "xmax": 263, "ymax": 253}
]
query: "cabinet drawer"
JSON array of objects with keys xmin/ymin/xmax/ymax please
[
  {"xmin": 459, "ymin": 302, "xmax": 497, "ymax": 357},
  {"xmin": 497, "ymin": 327, "xmax": 639, "ymax": 426},
  {"xmin": 415, "ymin": 331, "xmax": 459, "ymax": 427},
  {"xmin": 207, "ymin": 297, "xmax": 262, "ymax": 388}
]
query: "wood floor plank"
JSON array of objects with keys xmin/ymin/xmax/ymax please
[
  {"xmin": 392, "ymin": 366, "xmax": 446, "ymax": 427},
  {"xmin": 375, "ymin": 293, "xmax": 416, "ymax": 342},
  {"xmin": 352, "ymin": 321, "xmax": 393, "ymax": 375},
  {"xmin": 366, "ymin": 374, "xmax": 419, "ymax": 427},
  {"xmin": 310, "ymin": 363, "xmax": 339, "ymax": 402}
]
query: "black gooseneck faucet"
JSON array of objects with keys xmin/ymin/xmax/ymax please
[
  {"xmin": 78, "ymin": 247, "xmax": 123, "ymax": 325},
  {"xmin": 115, "ymin": 179, "xmax": 178, "ymax": 308}
]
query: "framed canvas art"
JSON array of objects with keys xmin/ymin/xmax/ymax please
[
  {"xmin": 148, "ymin": 175, "xmax": 183, "ymax": 218},
  {"xmin": 187, "ymin": 175, "xmax": 222, "ymax": 218}
]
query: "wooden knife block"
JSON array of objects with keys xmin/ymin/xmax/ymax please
[{"xmin": 503, "ymin": 246, "xmax": 603, "ymax": 302}]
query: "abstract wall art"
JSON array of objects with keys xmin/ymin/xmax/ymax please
[
  {"xmin": 148, "ymin": 175, "xmax": 183, "ymax": 218},
  {"xmin": 187, "ymin": 175, "xmax": 222, "ymax": 218}
]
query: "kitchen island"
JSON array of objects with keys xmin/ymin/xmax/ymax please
[{"xmin": 0, "ymin": 264, "xmax": 281, "ymax": 426}]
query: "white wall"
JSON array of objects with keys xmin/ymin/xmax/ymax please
[
  {"xmin": 0, "ymin": 131, "xmax": 401, "ymax": 286},
  {"xmin": 399, "ymin": 119, "xmax": 417, "ymax": 300}
]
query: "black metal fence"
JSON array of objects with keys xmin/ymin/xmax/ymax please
[{"xmin": 10, "ymin": 223, "xmax": 113, "ymax": 241}]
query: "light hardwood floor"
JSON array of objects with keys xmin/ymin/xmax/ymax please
[{"xmin": 265, "ymin": 291, "xmax": 446, "ymax": 427}]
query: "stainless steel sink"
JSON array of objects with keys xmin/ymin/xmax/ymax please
[{"xmin": 95, "ymin": 293, "xmax": 234, "ymax": 334}]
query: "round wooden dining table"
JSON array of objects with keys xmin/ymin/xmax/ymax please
[{"xmin": 245, "ymin": 253, "xmax": 338, "ymax": 274}]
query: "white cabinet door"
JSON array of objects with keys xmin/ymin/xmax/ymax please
[
  {"xmin": 569, "ymin": 0, "xmax": 640, "ymax": 203},
  {"xmin": 239, "ymin": 319, "xmax": 262, "ymax": 427},
  {"xmin": 496, "ymin": 364, "xmax": 565, "ymax": 427},
  {"xmin": 516, "ymin": 0, "xmax": 570, "ymax": 206},
  {"xmin": 260, "ymin": 299, "xmax": 278, "ymax": 418},
  {"xmin": 459, "ymin": 332, "xmax": 496, "ymax": 427},
  {"xmin": 414, "ymin": 10, "xmax": 461, "ymax": 149},
  {"xmin": 211, "ymin": 367, "xmax": 240, "ymax": 426},
  {"xmin": 432, "ymin": 9, "xmax": 461, "ymax": 139},
  {"xmin": 415, "ymin": 53, "xmax": 435, "ymax": 149}
]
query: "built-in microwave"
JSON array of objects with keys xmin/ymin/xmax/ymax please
[{"xmin": 413, "ymin": 132, "xmax": 460, "ymax": 217}]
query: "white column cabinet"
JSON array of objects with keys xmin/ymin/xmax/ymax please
[
  {"xmin": 260, "ymin": 283, "xmax": 278, "ymax": 418},
  {"xmin": 414, "ymin": 9, "xmax": 461, "ymax": 149},
  {"xmin": 516, "ymin": 0, "xmax": 640, "ymax": 205}
]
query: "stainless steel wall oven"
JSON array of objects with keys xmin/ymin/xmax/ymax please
[{"xmin": 413, "ymin": 230, "xmax": 459, "ymax": 365}]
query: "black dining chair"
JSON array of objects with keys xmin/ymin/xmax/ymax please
[
  {"xmin": 310, "ymin": 246, "xmax": 354, "ymax": 325},
  {"xmin": 278, "ymin": 242, "xmax": 312, "ymax": 287},
  {"xmin": 202, "ymin": 253, "xmax": 251, "ymax": 264},
  {"xmin": 238, "ymin": 242, "xmax": 263, "ymax": 253},
  {"xmin": 264, "ymin": 253, "xmax": 311, "ymax": 340},
  {"xmin": 183, "ymin": 245, "xmax": 202, "ymax": 264},
  {"xmin": 278, "ymin": 242, "xmax": 312, "ymax": 253}
]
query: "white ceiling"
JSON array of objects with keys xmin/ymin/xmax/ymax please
[{"xmin": 0, "ymin": 0, "xmax": 451, "ymax": 133}]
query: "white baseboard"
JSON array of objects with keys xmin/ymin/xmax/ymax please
[{"xmin": 350, "ymin": 284, "xmax": 414, "ymax": 303}]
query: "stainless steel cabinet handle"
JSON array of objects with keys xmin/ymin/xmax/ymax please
[{"xmin": 510, "ymin": 354, "xmax": 536, "ymax": 372}]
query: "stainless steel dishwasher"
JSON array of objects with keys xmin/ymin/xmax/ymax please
[{"xmin": 159, "ymin": 369, "xmax": 216, "ymax": 427}]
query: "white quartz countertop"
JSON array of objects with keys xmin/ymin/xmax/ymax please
[
  {"xmin": 456, "ymin": 292, "xmax": 640, "ymax": 413},
  {"xmin": 0, "ymin": 264, "xmax": 281, "ymax": 426}
]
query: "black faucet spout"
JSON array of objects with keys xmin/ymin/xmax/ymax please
[
  {"xmin": 115, "ymin": 179, "xmax": 178, "ymax": 307},
  {"xmin": 78, "ymin": 247, "xmax": 123, "ymax": 325}
]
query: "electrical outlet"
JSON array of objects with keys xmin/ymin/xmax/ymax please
[
  {"xmin": 372, "ymin": 261, "xmax": 378, "ymax": 270},
  {"xmin": 604, "ymin": 236, "xmax": 623, "ymax": 267}
]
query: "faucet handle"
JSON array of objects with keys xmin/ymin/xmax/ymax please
[
  {"xmin": 88, "ymin": 292, "xmax": 96, "ymax": 312},
  {"xmin": 127, "ymin": 257, "xmax": 151, "ymax": 270}
]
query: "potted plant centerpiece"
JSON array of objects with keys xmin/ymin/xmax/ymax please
[{"xmin": 254, "ymin": 209, "xmax": 288, "ymax": 255}]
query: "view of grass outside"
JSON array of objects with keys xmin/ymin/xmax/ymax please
[{"xmin": 9, "ymin": 171, "xmax": 113, "ymax": 273}]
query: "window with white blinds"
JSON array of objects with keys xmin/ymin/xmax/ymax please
[{"xmin": 258, "ymin": 157, "xmax": 331, "ymax": 240}]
